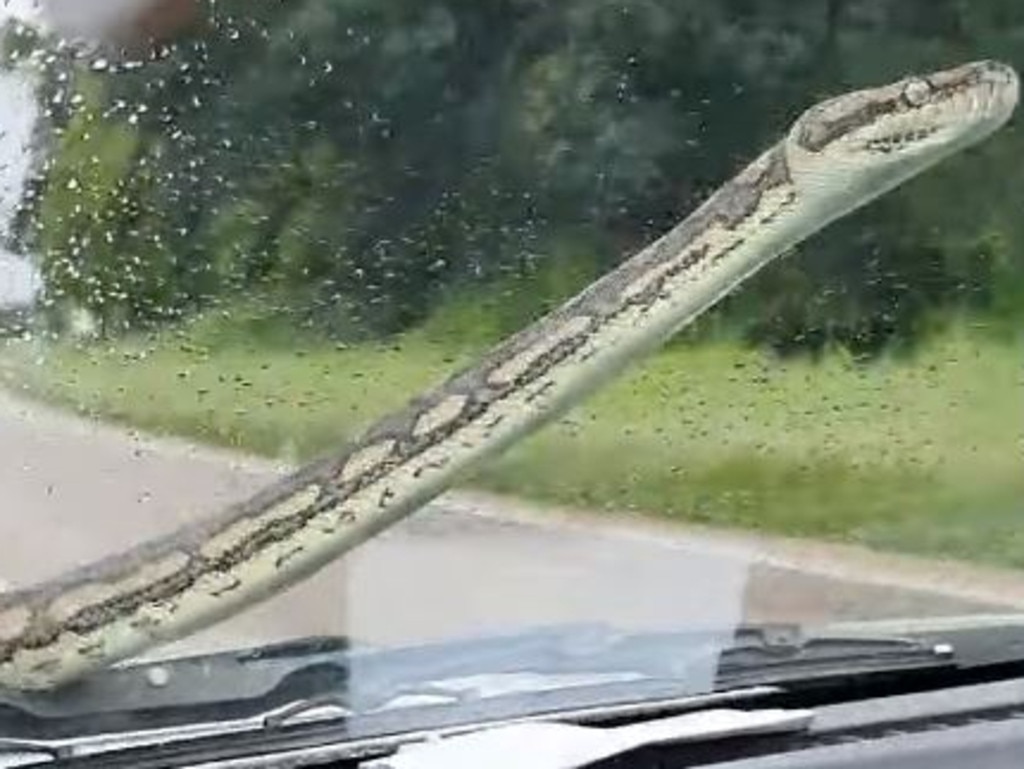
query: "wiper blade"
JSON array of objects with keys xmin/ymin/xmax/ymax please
[
  {"xmin": 0, "ymin": 623, "xmax": 955, "ymax": 729},
  {"xmin": 0, "ymin": 689, "xmax": 786, "ymax": 768},
  {"xmin": 0, "ymin": 629, "xmax": 782, "ymax": 766},
  {"xmin": 0, "ymin": 623, "xmax": 959, "ymax": 767},
  {"xmin": 714, "ymin": 624, "xmax": 957, "ymax": 685}
]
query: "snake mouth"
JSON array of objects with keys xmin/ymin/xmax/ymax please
[
  {"xmin": 792, "ymin": 60, "xmax": 1019, "ymax": 154},
  {"xmin": 926, "ymin": 60, "xmax": 1019, "ymax": 132},
  {"xmin": 862, "ymin": 125, "xmax": 941, "ymax": 155}
]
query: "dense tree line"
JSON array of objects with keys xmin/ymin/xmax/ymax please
[{"xmin": 4, "ymin": 0, "xmax": 1024, "ymax": 354}]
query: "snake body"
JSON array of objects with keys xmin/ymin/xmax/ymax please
[{"xmin": 0, "ymin": 60, "xmax": 1017, "ymax": 691}]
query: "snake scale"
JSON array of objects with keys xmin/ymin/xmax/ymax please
[{"xmin": 0, "ymin": 60, "xmax": 1017, "ymax": 691}]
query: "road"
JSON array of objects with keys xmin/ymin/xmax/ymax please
[{"xmin": 0, "ymin": 389, "xmax": 1020, "ymax": 667}]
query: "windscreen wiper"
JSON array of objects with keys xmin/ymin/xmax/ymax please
[
  {"xmin": 715, "ymin": 624, "xmax": 956, "ymax": 686},
  {"xmin": 0, "ymin": 622, "xmax": 966, "ymax": 767},
  {"xmin": 0, "ymin": 688, "xmax": 791, "ymax": 768},
  {"xmin": 0, "ymin": 623, "xmax": 955, "ymax": 723}
]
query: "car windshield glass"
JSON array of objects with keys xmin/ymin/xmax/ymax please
[{"xmin": 0, "ymin": 0, "xmax": 1022, "ymax": 735}]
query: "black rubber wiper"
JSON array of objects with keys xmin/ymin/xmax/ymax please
[
  {"xmin": 713, "ymin": 624, "xmax": 957, "ymax": 686},
  {"xmin": 0, "ymin": 623, "xmax": 956, "ymax": 730},
  {"xmin": 0, "ymin": 623, "xmax": 970, "ymax": 767}
]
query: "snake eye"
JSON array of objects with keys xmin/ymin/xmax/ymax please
[{"xmin": 901, "ymin": 78, "xmax": 932, "ymax": 107}]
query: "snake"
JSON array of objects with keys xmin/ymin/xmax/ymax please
[{"xmin": 0, "ymin": 60, "xmax": 1017, "ymax": 692}]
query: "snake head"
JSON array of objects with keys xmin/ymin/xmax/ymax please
[{"xmin": 786, "ymin": 60, "xmax": 1018, "ymax": 199}]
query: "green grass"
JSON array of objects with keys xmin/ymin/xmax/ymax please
[{"xmin": 2, "ymin": 316, "xmax": 1023, "ymax": 568}]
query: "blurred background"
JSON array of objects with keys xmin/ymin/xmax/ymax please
[
  {"xmin": 5, "ymin": 0, "xmax": 1023, "ymax": 353},
  {"xmin": 0, "ymin": 0, "xmax": 1021, "ymax": 572}
]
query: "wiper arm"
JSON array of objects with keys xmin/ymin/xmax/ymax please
[
  {"xmin": 714, "ymin": 624, "xmax": 957, "ymax": 686},
  {"xmin": 0, "ymin": 624, "xmax": 961, "ymax": 767},
  {"xmin": 0, "ymin": 688, "xmax": 789, "ymax": 768},
  {"xmin": 0, "ymin": 623, "xmax": 956, "ymax": 730}
]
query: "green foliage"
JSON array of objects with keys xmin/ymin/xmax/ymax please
[
  {"xmin": 0, "ymin": 17, "xmax": 41, "ymax": 70},
  {"xmin": 417, "ymin": 228, "xmax": 608, "ymax": 349},
  {"xmin": 4, "ymin": 324, "xmax": 1020, "ymax": 566},
  {"xmin": 11, "ymin": 0, "xmax": 1024, "ymax": 350},
  {"xmin": 28, "ymin": 75, "xmax": 180, "ymax": 333}
]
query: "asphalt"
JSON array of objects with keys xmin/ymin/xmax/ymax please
[{"xmin": 0, "ymin": 390, "xmax": 1016, "ymax": 665}]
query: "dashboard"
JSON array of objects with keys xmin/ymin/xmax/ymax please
[{"xmin": 598, "ymin": 677, "xmax": 1024, "ymax": 769}]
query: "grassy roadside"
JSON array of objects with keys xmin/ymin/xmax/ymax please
[{"xmin": 2, "ymin": 319, "xmax": 1022, "ymax": 568}]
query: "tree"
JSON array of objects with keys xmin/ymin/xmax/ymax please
[{"xmin": 11, "ymin": 0, "xmax": 1024, "ymax": 350}]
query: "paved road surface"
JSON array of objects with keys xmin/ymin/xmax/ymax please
[{"xmin": 0, "ymin": 390, "xmax": 1017, "ymax": 667}]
